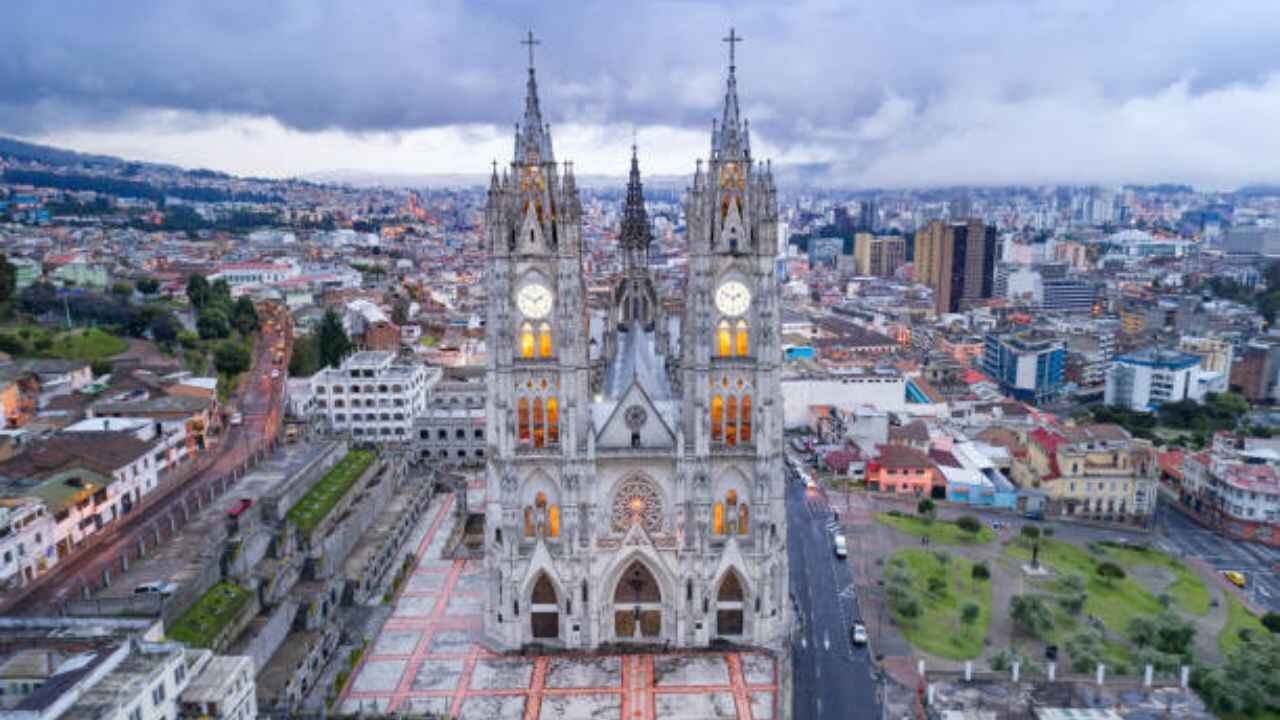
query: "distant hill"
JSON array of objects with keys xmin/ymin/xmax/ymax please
[{"xmin": 0, "ymin": 136, "xmax": 123, "ymax": 168}]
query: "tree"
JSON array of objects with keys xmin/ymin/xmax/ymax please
[
  {"xmin": 927, "ymin": 576, "xmax": 947, "ymax": 595},
  {"xmin": 955, "ymin": 515, "xmax": 981, "ymax": 534},
  {"xmin": 971, "ymin": 562, "xmax": 990, "ymax": 581},
  {"xmin": 186, "ymin": 274, "xmax": 210, "ymax": 309},
  {"xmin": 916, "ymin": 498, "xmax": 936, "ymax": 523},
  {"xmin": 961, "ymin": 603, "xmax": 980, "ymax": 628},
  {"xmin": 288, "ymin": 333, "xmax": 320, "ymax": 377},
  {"xmin": 231, "ymin": 296, "xmax": 259, "ymax": 335},
  {"xmin": 135, "ymin": 276, "xmax": 159, "ymax": 295},
  {"xmin": 1095, "ymin": 561, "xmax": 1126, "ymax": 586},
  {"xmin": 1010, "ymin": 594, "xmax": 1054, "ymax": 640},
  {"xmin": 213, "ymin": 340, "xmax": 251, "ymax": 375},
  {"xmin": 110, "ymin": 282, "xmax": 133, "ymax": 301},
  {"xmin": 0, "ymin": 254, "xmax": 16, "ymax": 303},
  {"xmin": 1262, "ymin": 612, "xmax": 1280, "ymax": 634},
  {"xmin": 197, "ymin": 308, "xmax": 230, "ymax": 340},
  {"xmin": 391, "ymin": 297, "xmax": 410, "ymax": 326},
  {"xmin": 317, "ymin": 309, "xmax": 352, "ymax": 369},
  {"xmin": 1020, "ymin": 525, "xmax": 1041, "ymax": 542},
  {"xmin": 148, "ymin": 311, "xmax": 181, "ymax": 346}
]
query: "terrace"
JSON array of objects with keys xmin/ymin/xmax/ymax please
[{"xmin": 285, "ymin": 448, "xmax": 377, "ymax": 534}]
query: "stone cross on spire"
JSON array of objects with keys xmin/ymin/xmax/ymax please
[
  {"xmin": 522, "ymin": 29, "xmax": 540, "ymax": 70},
  {"xmin": 722, "ymin": 27, "xmax": 742, "ymax": 71}
]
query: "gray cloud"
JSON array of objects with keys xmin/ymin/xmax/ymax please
[{"xmin": 4, "ymin": 0, "xmax": 1280, "ymax": 186}]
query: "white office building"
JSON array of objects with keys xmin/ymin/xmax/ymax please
[{"xmin": 310, "ymin": 351, "xmax": 433, "ymax": 441}]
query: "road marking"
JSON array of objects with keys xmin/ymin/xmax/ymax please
[{"xmin": 823, "ymin": 631, "xmax": 830, "ymax": 651}]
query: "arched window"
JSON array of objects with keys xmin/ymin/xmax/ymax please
[
  {"xmin": 535, "ymin": 492, "xmax": 547, "ymax": 510},
  {"xmin": 524, "ymin": 507, "xmax": 534, "ymax": 537},
  {"xmin": 517, "ymin": 398, "xmax": 530, "ymax": 443},
  {"xmin": 716, "ymin": 572, "xmax": 745, "ymax": 636},
  {"xmin": 738, "ymin": 503, "xmax": 749, "ymax": 535},
  {"xmin": 740, "ymin": 395, "xmax": 752, "ymax": 444},
  {"xmin": 717, "ymin": 320, "xmax": 732, "ymax": 357},
  {"xmin": 725, "ymin": 396, "xmax": 738, "ymax": 447},
  {"xmin": 520, "ymin": 323, "xmax": 535, "ymax": 359},
  {"xmin": 532, "ymin": 399, "xmax": 545, "ymax": 449},
  {"xmin": 546, "ymin": 398, "xmax": 559, "ymax": 445},
  {"xmin": 735, "ymin": 320, "xmax": 749, "ymax": 356},
  {"xmin": 710, "ymin": 395, "xmax": 724, "ymax": 442},
  {"xmin": 538, "ymin": 322, "xmax": 553, "ymax": 358},
  {"xmin": 712, "ymin": 502, "xmax": 725, "ymax": 535},
  {"xmin": 548, "ymin": 505, "xmax": 560, "ymax": 538}
]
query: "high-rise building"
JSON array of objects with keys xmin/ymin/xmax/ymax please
[
  {"xmin": 858, "ymin": 199, "xmax": 878, "ymax": 231},
  {"xmin": 982, "ymin": 330, "xmax": 1066, "ymax": 404},
  {"xmin": 853, "ymin": 232, "xmax": 906, "ymax": 278},
  {"xmin": 482, "ymin": 35, "xmax": 788, "ymax": 652},
  {"xmin": 914, "ymin": 219, "xmax": 998, "ymax": 315}
]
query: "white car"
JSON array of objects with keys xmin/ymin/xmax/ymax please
[
  {"xmin": 229, "ymin": 412, "xmax": 243, "ymax": 425},
  {"xmin": 834, "ymin": 533, "xmax": 848, "ymax": 558},
  {"xmin": 134, "ymin": 581, "xmax": 178, "ymax": 596},
  {"xmin": 850, "ymin": 622, "xmax": 868, "ymax": 646}
]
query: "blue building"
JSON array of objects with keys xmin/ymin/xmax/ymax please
[{"xmin": 982, "ymin": 330, "xmax": 1066, "ymax": 405}]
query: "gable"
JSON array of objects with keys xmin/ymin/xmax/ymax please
[{"xmin": 596, "ymin": 381, "xmax": 675, "ymax": 450}]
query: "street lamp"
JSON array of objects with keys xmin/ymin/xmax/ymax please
[{"xmin": 629, "ymin": 568, "xmax": 645, "ymax": 638}]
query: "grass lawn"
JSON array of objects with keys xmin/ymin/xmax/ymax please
[
  {"xmin": 0, "ymin": 325, "xmax": 128, "ymax": 362},
  {"xmin": 887, "ymin": 548, "xmax": 992, "ymax": 660},
  {"xmin": 167, "ymin": 581, "xmax": 252, "ymax": 648},
  {"xmin": 1218, "ymin": 594, "xmax": 1269, "ymax": 656},
  {"xmin": 1103, "ymin": 545, "xmax": 1211, "ymax": 615},
  {"xmin": 286, "ymin": 449, "xmax": 377, "ymax": 534},
  {"xmin": 875, "ymin": 512, "xmax": 996, "ymax": 544}
]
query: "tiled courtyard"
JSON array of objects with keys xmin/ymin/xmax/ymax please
[{"xmin": 340, "ymin": 489, "xmax": 780, "ymax": 719}]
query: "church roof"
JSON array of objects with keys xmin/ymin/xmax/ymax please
[{"xmin": 603, "ymin": 325, "xmax": 671, "ymax": 402}]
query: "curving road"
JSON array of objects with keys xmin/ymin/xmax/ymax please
[
  {"xmin": 2, "ymin": 304, "xmax": 291, "ymax": 615},
  {"xmin": 788, "ymin": 467, "xmax": 882, "ymax": 720}
]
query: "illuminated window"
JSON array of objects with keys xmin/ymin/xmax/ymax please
[
  {"xmin": 546, "ymin": 398, "xmax": 559, "ymax": 444},
  {"xmin": 711, "ymin": 395, "xmax": 724, "ymax": 442},
  {"xmin": 740, "ymin": 395, "xmax": 752, "ymax": 444},
  {"xmin": 520, "ymin": 323, "xmax": 535, "ymax": 359},
  {"xmin": 726, "ymin": 396, "xmax": 738, "ymax": 447},
  {"xmin": 713, "ymin": 502, "xmax": 725, "ymax": 535},
  {"xmin": 735, "ymin": 320, "xmax": 749, "ymax": 356},
  {"xmin": 538, "ymin": 322, "xmax": 553, "ymax": 357},
  {"xmin": 738, "ymin": 503, "xmax": 749, "ymax": 534},
  {"xmin": 517, "ymin": 398, "xmax": 530, "ymax": 443},
  {"xmin": 524, "ymin": 507, "xmax": 534, "ymax": 537},
  {"xmin": 717, "ymin": 321, "xmax": 732, "ymax": 357},
  {"xmin": 535, "ymin": 492, "xmax": 547, "ymax": 509},
  {"xmin": 532, "ymin": 399, "xmax": 545, "ymax": 449},
  {"xmin": 726, "ymin": 489, "xmax": 738, "ymax": 508},
  {"xmin": 549, "ymin": 505, "xmax": 560, "ymax": 538}
]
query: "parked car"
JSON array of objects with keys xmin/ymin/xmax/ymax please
[
  {"xmin": 850, "ymin": 622, "xmax": 868, "ymax": 646},
  {"xmin": 1224, "ymin": 571, "xmax": 1247, "ymax": 588},
  {"xmin": 990, "ymin": 520, "xmax": 1003, "ymax": 530},
  {"xmin": 270, "ymin": 369, "xmax": 280, "ymax": 379},
  {"xmin": 134, "ymin": 581, "xmax": 178, "ymax": 596},
  {"xmin": 834, "ymin": 534, "xmax": 848, "ymax": 558},
  {"xmin": 229, "ymin": 412, "xmax": 243, "ymax": 425}
]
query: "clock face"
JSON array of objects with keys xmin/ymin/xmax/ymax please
[
  {"xmin": 516, "ymin": 283, "xmax": 553, "ymax": 319},
  {"xmin": 715, "ymin": 280, "xmax": 752, "ymax": 317}
]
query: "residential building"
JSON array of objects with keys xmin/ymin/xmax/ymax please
[
  {"xmin": 179, "ymin": 653, "xmax": 257, "ymax": 720},
  {"xmin": 853, "ymin": 233, "xmax": 905, "ymax": 278},
  {"xmin": 982, "ymin": 330, "xmax": 1066, "ymax": 404},
  {"xmin": 866, "ymin": 444, "xmax": 943, "ymax": 498},
  {"xmin": 1229, "ymin": 338, "xmax": 1280, "ymax": 402},
  {"xmin": 210, "ymin": 260, "xmax": 299, "ymax": 287},
  {"xmin": 1180, "ymin": 434, "xmax": 1280, "ymax": 545},
  {"xmin": 1105, "ymin": 348, "xmax": 1217, "ymax": 413},
  {"xmin": 0, "ymin": 497, "xmax": 56, "ymax": 588},
  {"xmin": 1179, "ymin": 335, "xmax": 1234, "ymax": 377},
  {"xmin": 930, "ymin": 441, "xmax": 1018, "ymax": 509},
  {"xmin": 310, "ymin": 351, "xmax": 432, "ymax": 441},
  {"xmin": 414, "ymin": 367, "xmax": 485, "ymax": 465},
  {"xmin": 1015, "ymin": 424, "xmax": 1158, "ymax": 525},
  {"xmin": 914, "ymin": 219, "xmax": 997, "ymax": 315}
]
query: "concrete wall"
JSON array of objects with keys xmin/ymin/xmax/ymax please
[
  {"xmin": 261, "ymin": 441, "xmax": 348, "ymax": 523},
  {"xmin": 314, "ymin": 464, "xmax": 395, "ymax": 579},
  {"xmin": 242, "ymin": 600, "xmax": 298, "ymax": 672}
]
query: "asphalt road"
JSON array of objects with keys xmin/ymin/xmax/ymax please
[
  {"xmin": 788, "ymin": 471, "xmax": 882, "ymax": 720},
  {"xmin": 1154, "ymin": 501, "xmax": 1280, "ymax": 613},
  {"xmin": 2, "ymin": 305, "xmax": 290, "ymax": 614}
]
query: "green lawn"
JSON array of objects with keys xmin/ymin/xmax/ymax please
[
  {"xmin": 887, "ymin": 548, "xmax": 992, "ymax": 660},
  {"xmin": 1102, "ymin": 545, "xmax": 1211, "ymax": 615},
  {"xmin": 1218, "ymin": 594, "xmax": 1269, "ymax": 656},
  {"xmin": 167, "ymin": 582, "xmax": 252, "ymax": 648},
  {"xmin": 875, "ymin": 512, "xmax": 996, "ymax": 544},
  {"xmin": 0, "ymin": 325, "xmax": 128, "ymax": 362},
  {"xmin": 286, "ymin": 449, "xmax": 377, "ymax": 533}
]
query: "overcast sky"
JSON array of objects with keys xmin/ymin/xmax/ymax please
[{"xmin": 4, "ymin": 1, "xmax": 1280, "ymax": 188}]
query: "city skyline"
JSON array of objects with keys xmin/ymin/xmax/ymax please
[{"xmin": 3, "ymin": 1, "xmax": 1280, "ymax": 188}]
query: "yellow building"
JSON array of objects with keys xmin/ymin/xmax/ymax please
[{"xmin": 1016, "ymin": 423, "xmax": 1158, "ymax": 525}]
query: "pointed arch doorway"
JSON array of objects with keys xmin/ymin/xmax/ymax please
[
  {"xmin": 715, "ymin": 571, "xmax": 746, "ymax": 637},
  {"xmin": 613, "ymin": 560, "xmax": 662, "ymax": 639},
  {"xmin": 530, "ymin": 572, "xmax": 560, "ymax": 640}
]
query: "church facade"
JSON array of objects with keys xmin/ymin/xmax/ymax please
[{"xmin": 482, "ymin": 35, "xmax": 788, "ymax": 653}]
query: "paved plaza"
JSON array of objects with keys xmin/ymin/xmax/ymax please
[{"xmin": 340, "ymin": 487, "xmax": 780, "ymax": 719}]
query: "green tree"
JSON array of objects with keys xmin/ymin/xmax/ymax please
[
  {"xmin": 213, "ymin": 340, "xmax": 251, "ymax": 375},
  {"xmin": 391, "ymin": 297, "xmax": 410, "ymax": 326},
  {"xmin": 916, "ymin": 498, "xmax": 936, "ymax": 523},
  {"xmin": 1020, "ymin": 525, "xmax": 1041, "ymax": 542},
  {"xmin": 955, "ymin": 515, "xmax": 981, "ymax": 534},
  {"xmin": 197, "ymin": 308, "xmax": 230, "ymax": 340},
  {"xmin": 135, "ymin": 276, "xmax": 159, "ymax": 294},
  {"xmin": 1262, "ymin": 612, "xmax": 1280, "ymax": 634},
  {"xmin": 231, "ymin": 296, "xmax": 259, "ymax": 335},
  {"xmin": 111, "ymin": 282, "xmax": 133, "ymax": 300},
  {"xmin": 0, "ymin": 254, "xmax": 17, "ymax": 303},
  {"xmin": 961, "ymin": 603, "xmax": 980, "ymax": 628},
  {"xmin": 186, "ymin": 274, "xmax": 210, "ymax": 309},
  {"xmin": 317, "ymin": 309, "xmax": 352, "ymax": 369},
  {"xmin": 288, "ymin": 333, "xmax": 320, "ymax": 377},
  {"xmin": 971, "ymin": 562, "xmax": 990, "ymax": 581},
  {"xmin": 1010, "ymin": 594, "xmax": 1054, "ymax": 640}
]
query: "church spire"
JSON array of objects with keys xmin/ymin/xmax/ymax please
[
  {"xmin": 514, "ymin": 30, "xmax": 554, "ymax": 165},
  {"xmin": 713, "ymin": 27, "xmax": 749, "ymax": 163},
  {"xmin": 619, "ymin": 137, "xmax": 651, "ymax": 255}
]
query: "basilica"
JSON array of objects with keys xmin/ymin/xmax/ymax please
[{"xmin": 482, "ymin": 32, "xmax": 788, "ymax": 652}]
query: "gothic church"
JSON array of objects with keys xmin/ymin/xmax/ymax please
[{"xmin": 483, "ymin": 31, "xmax": 788, "ymax": 652}]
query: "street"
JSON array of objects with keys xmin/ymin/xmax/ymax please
[
  {"xmin": 1155, "ymin": 501, "xmax": 1280, "ymax": 613},
  {"xmin": 788, "ymin": 469, "xmax": 882, "ymax": 720},
  {"xmin": 1, "ymin": 305, "xmax": 290, "ymax": 614}
]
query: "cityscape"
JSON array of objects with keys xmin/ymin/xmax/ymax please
[{"xmin": 1, "ymin": 4, "xmax": 1279, "ymax": 720}]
